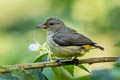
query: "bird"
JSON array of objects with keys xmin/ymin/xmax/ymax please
[{"xmin": 36, "ymin": 17, "xmax": 104, "ymax": 59}]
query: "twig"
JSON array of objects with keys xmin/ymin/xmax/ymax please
[{"xmin": 0, "ymin": 57, "xmax": 119, "ymax": 73}]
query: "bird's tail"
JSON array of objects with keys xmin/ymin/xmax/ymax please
[{"xmin": 93, "ymin": 45, "xmax": 104, "ymax": 51}]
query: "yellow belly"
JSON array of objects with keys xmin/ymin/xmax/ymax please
[{"xmin": 51, "ymin": 45, "xmax": 87, "ymax": 58}]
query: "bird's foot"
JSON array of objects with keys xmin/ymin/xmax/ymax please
[
  {"xmin": 72, "ymin": 57, "xmax": 79, "ymax": 65},
  {"xmin": 55, "ymin": 57, "xmax": 71, "ymax": 66},
  {"xmin": 56, "ymin": 59, "xmax": 62, "ymax": 66}
]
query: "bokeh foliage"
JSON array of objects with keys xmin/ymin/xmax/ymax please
[{"xmin": 0, "ymin": 0, "xmax": 120, "ymax": 79}]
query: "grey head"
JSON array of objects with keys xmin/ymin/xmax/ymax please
[{"xmin": 36, "ymin": 17, "xmax": 66, "ymax": 33}]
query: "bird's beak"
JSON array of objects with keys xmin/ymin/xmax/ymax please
[{"xmin": 36, "ymin": 24, "xmax": 48, "ymax": 29}]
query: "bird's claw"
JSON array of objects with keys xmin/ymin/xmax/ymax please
[
  {"xmin": 55, "ymin": 57, "xmax": 71, "ymax": 66},
  {"xmin": 72, "ymin": 58, "xmax": 79, "ymax": 65},
  {"xmin": 56, "ymin": 59, "xmax": 62, "ymax": 66}
]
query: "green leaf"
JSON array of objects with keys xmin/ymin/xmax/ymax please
[
  {"xmin": 0, "ymin": 71, "xmax": 18, "ymax": 80},
  {"xmin": 43, "ymin": 67, "xmax": 54, "ymax": 80},
  {"xmin": 0, "ymin": 74, "xmax": 13, "ymax": 80},
  {"xmin": 117, "ymin": 58, "xmax": 120, "ymax": 64},
  {"xmin": 63, "ymin": 65, "xmax": 74, "ymax": 76},
  {"xmin": 51, "ymin": 67, "xmax": 62, "ymax": 78},
  {"xmin": 114, "ymin": 58, "xmax": 120, "ymax": 67},
  {"xmin": 34, "ymin": 54, "xmax": 48, "ymax": 63},
  {"xmin": 34, "ymin": 54, "xmax": 48, "ymax": 71},
  {"xmin": 51, "ymin": 67, "xmax": 73, "ymax": 80},
  {"xmin": 110, "ymin": 68, "xmax": 120, "ymax": 78},
  {"xmin": 77, "ymin": 64, "xmax": 90, "ymax": 73},
  {"xmin": 28, "ymin": 69, "xmax": 48, "ymax": 80},
  {"xmin": 11, "ymin": 69, "xmax": 38, "ymax": 80},
  {"xmin": 91, "ymin": 69, "xmax": 114, "ymax": 80}
]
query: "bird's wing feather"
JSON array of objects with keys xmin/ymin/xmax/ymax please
[{"xmin": 53, "ymin": 32, "xmax": 96, "ymax": 46}]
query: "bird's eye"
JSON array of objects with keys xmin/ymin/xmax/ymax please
[{"xmin": 49, "ymin": 22, "xmax": 55, "ymax": 25}]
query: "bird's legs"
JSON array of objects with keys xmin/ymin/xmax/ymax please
[
  {"xmin": 72, "ymin": 57, "xmax": 78, "ymax": 61},
  {"xmin": 56, "ymin": 57, "xmax": 71, "ymax": 66},
  {"xmin": 56, "ymin": 57, "xmax": 71, "ymax": 62},
  {"xmin": 72, "ymin": 57, "xmax": 79, "ymax": 65}
]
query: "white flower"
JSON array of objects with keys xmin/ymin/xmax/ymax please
[
  {"xmin": 28, "ymin": 44, "xmax": 40, "ymax": 51},
  {"xmin": 28, "ymin": 40, "xmax": 53, "ymax": 61}
]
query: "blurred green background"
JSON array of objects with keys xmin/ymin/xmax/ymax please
[{"xmin": 0, "ymin": 0, "xmax": 120, "ymax": 78}]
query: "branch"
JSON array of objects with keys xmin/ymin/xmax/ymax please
[{"xmin": 0, "ymin": 57, "xmax": 120, "ymax": 73}]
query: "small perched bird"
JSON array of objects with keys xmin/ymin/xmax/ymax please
[{"xmin": 36, "ymin": 17, "xmax": 104, "ymax": 58}]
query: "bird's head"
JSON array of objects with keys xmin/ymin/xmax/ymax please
[{"xmin": 36, "ymin": 17, "xmax": 65, "ymax": 32}]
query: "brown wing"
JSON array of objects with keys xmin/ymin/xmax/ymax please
[{"xmin": 53, "ymin": 32, "xmax": 96, "ymax": 46}]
